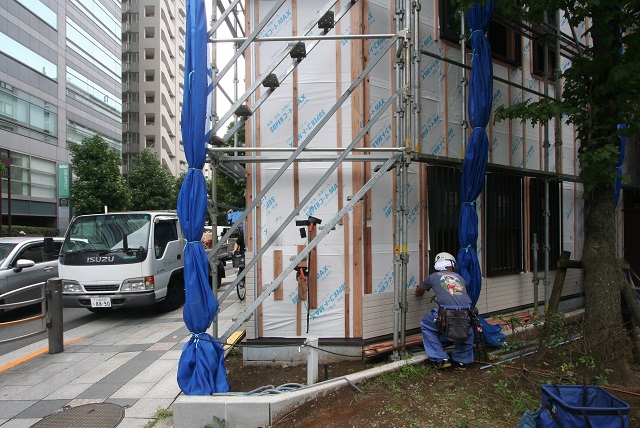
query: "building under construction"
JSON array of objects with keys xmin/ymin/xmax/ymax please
[{"xmin": 206, "ymin": 0, "xmax": 640, "ymax": 362}]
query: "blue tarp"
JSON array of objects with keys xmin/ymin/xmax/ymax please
[
  {"xmin": 176, "ymin": 0, "xmax": 229, "ymax": 395},
  {"xmin": 458, "ymin": 0, "xmax": 505, "ymax": 348}
]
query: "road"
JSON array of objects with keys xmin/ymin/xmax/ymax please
[{"xmin": 0, "ymin": 264, "xmax": 239, "ymax": 357}]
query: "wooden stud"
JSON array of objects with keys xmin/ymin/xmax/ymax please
[
  {"xmin": 350, "ymin": 2, "xmax": 365, "ymax": 339},
  {"xmin": 273, "ymin": 249, "xmax": 283, "ymax": 300},
  {"xmin": 336, "ymin": 16, "xmax": 348, "ymax": 337}
]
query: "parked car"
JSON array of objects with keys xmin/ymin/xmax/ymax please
[{"xmin": 0, "ymin": 236, "xmax": 63, "ymax": 315}]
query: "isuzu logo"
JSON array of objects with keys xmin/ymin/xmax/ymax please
[{"xmin": 86, "ymin": 256, "xmax": 115, "ymax": 263}]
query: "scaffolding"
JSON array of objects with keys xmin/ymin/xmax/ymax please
[{"xmin": 203, "ymin": 0, "xmax": 583, "ymax": 359}]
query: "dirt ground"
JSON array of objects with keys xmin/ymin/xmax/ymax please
[{"xmin": 224, "ymin": 345, "xmax": 640, "ymax": 428}]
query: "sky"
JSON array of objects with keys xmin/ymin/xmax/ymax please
[{"xmin": 204, "ymin": 1, "xmax": 246, "ymax": 133}]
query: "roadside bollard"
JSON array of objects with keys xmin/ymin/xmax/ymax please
[
  {"xmin": 46, "ymin": 278, "xmax": 64, "ymax": 354},
  {"xmin": 306, "ymin": 337, "xmax": 318, "ymax": 385}
]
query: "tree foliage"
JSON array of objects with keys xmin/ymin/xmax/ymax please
[
  {"xmin": 126, "ymin": 149, "xmax": 176, "ymax": 210},
  {"xmin": 212, "ymin": 121, "xmax": 246, "ymax": 224},
  {"xmin": 69, "ymin": 134, "xmax": 131, "ymax": 215},
  {"xmin": 494, "ymin": 0, "xmax": 640, "ymax": 198},
  {"xmin": 492, "ymin": 0, "xmax": 640, "ymax": 379}
]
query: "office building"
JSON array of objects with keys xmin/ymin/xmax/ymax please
[
  {"xmin": 0, "ymin": 0, "xmax": 123, "ymax": 234},
  {"xmin": 121, "ymin": 0, "xmax": 186, "ymax": 177}
]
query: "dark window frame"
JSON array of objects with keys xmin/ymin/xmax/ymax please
[
  {"xmin": 427, "ymin": 166, "xmax": 461, "ymax": 274},
  {"xmin": 531, "ymin": 12, "xmax": 558, "ymax": 80},
  {"xmin": 485, "ymin": 172, "xmax": 523, "ymax": 276},
  {"xmin": 439, "ymin": 0, "xmax": 522, "ymax": 67}
]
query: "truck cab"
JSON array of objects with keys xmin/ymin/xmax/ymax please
[{"xmin": 59, "ymin": 212, "xmax": 186, "ymax": 313}]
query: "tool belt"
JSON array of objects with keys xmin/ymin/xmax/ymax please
[{"xmin": 436, "ymin": 306, "xmax": 472, "ymax": 343}]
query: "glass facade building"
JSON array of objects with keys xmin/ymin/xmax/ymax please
[{"xmin": 0, "ymin": 1, "xmax": 122, "ymax": 234}]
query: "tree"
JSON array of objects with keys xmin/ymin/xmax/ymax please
[
  {"xmin": 126, "ymin": 149, "xmax": 176, "ymax": 210},
  {"xmin": 209, "ymin": 121, "xmax": 246, "ymax": 225},
  {"xmin": 494, "ymin": 0, "xmax": 640, "ymax": 380},
  {"xmin": 69, "ymin": 134, "xmax": 131, "ymax": 215}
]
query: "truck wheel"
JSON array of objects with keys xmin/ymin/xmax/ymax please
[{"xmin": 157, "ymin": 276, "xmax": 185, "ymax": 312}]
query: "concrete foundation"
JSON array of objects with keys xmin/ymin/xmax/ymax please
[
  {"xmin": 242, "ymin": 342, "xmax": 364, "ymax": 365},
  {"xmin": 173, "ymin": 354, "xmax": 427, "ymax": 428}
]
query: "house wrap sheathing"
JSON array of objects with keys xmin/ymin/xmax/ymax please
[{"xmin": 232, "ymin": 0, "xmax": 595, "ymax": 350}]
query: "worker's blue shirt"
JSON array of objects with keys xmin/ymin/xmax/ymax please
[{"xmin": 423, "ymin": 271, "xmax": 472, "ymax": 308}]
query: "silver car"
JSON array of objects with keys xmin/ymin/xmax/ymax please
[{"xmin": 0, "ymin": 236, "xmax": 63, "ymax": 314}]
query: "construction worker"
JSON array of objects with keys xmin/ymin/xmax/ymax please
[{"xmin": 415, "ymin": 252, "xmax": 474, "ymax": 370}]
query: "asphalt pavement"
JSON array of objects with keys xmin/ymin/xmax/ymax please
[{"xmin": 0, "ymin": 278, "xmax": 246, "ymax": 428}]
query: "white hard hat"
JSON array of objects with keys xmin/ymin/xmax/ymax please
[{"xmin": 434, "ymin": 252, "xmax": 456, "ymax": 271}]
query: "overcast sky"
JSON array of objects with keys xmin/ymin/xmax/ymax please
[{"xmin": 205, "ymin": 1, "xmax": 246, "ymax": 133}]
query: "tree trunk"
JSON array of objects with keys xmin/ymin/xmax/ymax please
[{"xmin": 582, "ymin": 186, "xmax": 631, "ymax": 377}]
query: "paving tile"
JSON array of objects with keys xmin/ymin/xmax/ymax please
[
  {"xmin": 0, "ymin": 385, "xmax": 31, "ymax": 400},
  {"xmin": 44, "ymin": 382, "xmax": 91, "ymax": 400},
  {"xmin": 130, "ymin": 359, "xmax": 178, "ymax": 383},
  {"xmin": 146, "ymin": 342, "xmax": 175, "ymax": 351},
  {"xmin": 70, "ymin": 352, "xmax": 140, "ymax": 385},
  {"xmin": 14, "ymin": 399, "xmax": 68, "ymax": 418},
  {"xmin": 124, "ymin": 397, "xmax": 174, "ymax": 418},
  {"xmin": 65, "ymin": 398, "xmax": 105, "ymax": 407},
  {"xmin": 0, "ymin": 400, "xmax": 36, "ymax": 420},
  {"xmin": 125, "ymin": 344, "xmax": 151, "ymax": 352},
  {"xmin": 99, "ymin": 358, "xmax": 154, "ymax": 385},
  {"xmin": 105, "ymin": 398, "xmax": 138, "ymax": 409},
  {"xmin": 0, "ymin": 418, "xmax": 41, "ymax": 427},
  {"xmin": 116, "ymin": 417, "xmax": 155, "ymax": 428},
  {"xmin": 110, "ymin": 382, "xmax": 155, "ymax": 399},
  {"xmin": 145, "ymin": 366, "xmax": 181, "ymax": 399},
  {"xmin": 159, "ymin": 350, "xmax": 182, "ymax": 360},
  {"xmin": 10, "ymin": 369, "xmax": 85, "ymax": 400},
  {"xmin": 76, "ymin": 382, "xmax": 123, "ymax": 399}
]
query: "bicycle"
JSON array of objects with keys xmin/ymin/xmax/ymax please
[{"xmin": 232, "ymin": 252, "xmax": 246, "ymax": 301}]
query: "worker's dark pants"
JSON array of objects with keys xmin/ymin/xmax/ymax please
[{"xmin": 420, "ymin": 308, "xmax": 474, "ymax": 364}]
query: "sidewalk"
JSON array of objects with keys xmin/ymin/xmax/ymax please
[{"xmin": 0, "ymin": 280, "xmax": 246, "ymax": 428}]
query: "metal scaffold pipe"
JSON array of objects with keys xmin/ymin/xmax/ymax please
[
  {"xmin": 391, "ymin": 0, "xmax": 405, "ymax": 361},
  {"xmin": 210, "ymin": 33, "xmax": 397, "ymax": 42},
  {"xmin": 209, "ymin": 147, "xmax": 404, "ymax": 153}
]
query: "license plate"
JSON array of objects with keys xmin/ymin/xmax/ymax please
[{"xmin": 90, "ymin": 297, "xmax": 111, "ymax": 308}]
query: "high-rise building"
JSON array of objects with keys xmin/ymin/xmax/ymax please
[
  {"xmin": 0, "ymin": 0, "xmax": 123, "ymax": 234},
  {"xmin": 121, "ymin": 0, "xmax": 186, "ymax": 177}
]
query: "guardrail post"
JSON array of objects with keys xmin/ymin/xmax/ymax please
[{"xmin": 46, "ymin": 278, "xmax": 64, "ymax": 354}]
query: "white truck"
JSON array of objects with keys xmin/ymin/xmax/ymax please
[{"xmin": 59, "ymin": 211, "xmax": 201, "ymax": 313}]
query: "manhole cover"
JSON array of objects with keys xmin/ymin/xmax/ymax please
[{"xmin": 31, "ymin": 403, "xmax": 124, "ymax": 428}]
